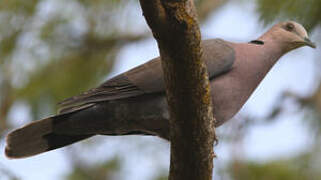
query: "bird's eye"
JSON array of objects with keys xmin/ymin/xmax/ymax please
[{"xmin": 285, "ymin": 23, "xmax": 295, "ymax": 32}]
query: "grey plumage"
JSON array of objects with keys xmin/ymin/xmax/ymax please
[
  {"xmin": 5, "ymin": 115, "xmax": 93, "ymax": 158},
  {"xmin": 58, "ymin": 39, "xmax": 234, "ymax": 114},
  {"xmin": 5, "ymin": 21, "xmax": 316, "ymax": 158}
]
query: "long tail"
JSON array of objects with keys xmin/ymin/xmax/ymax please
[{"xmin": 5, "ymin": 115, "xmax": 94, "ymax": 159}]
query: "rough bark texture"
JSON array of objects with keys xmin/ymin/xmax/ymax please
[{"xmin": 139, "ymin": 0, "xmax": 216, "ymax": 180}]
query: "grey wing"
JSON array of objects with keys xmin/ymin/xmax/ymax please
[
  {"xmin": 58, "ymin": 58, "xmax": 164, "ymax": 114},
  {"xmin": 202, "ymin": 39, "xmax": 235, "ymax": 79},
  {"xmin": 58, "ymin": 39, "xmax": 235, "ymax": 114},
  {"xmin": 57, "ymin": 74, "xmax": 145, "ymax": 114}
]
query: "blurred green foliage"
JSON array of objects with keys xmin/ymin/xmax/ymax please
[
  {"xmin": 256, "ymin": 0, "xmax": 321, "ymax": 31},
  {"xmin": 226, "ymin": 151, "xmax": 321, "ymax": 180},
  {"xmin": 66, "ymin": 157, "xmax": 120, "ymax": 180},
  {"xmin": 0, "ymin": 0, "xmax": 146, "ymax": 125},
  {"xmin": 155, "ymin": 175, "xmax": 169, "ymax": 180}
]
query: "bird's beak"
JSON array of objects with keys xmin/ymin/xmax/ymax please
[{"xmin": 304, "ymin": 37, "xmax": 316, "ymax": 48}]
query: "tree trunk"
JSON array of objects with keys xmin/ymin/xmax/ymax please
[{"xmin": 139, "ymin": 0, "xmax": 216, "ymax": 179}]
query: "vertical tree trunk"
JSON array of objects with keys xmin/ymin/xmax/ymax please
[{"xmin": 139, "ymin": 0, "xmax": 216, "ymax": 180}]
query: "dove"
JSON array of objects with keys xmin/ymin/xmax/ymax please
[{"xmin": 5, "ymin": 21, "xmax": 316, "ymax": 158}]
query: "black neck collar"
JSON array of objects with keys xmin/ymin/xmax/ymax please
[{"xmin": 249, "ymin": 40, "xmax": 264, "ymax": 45}]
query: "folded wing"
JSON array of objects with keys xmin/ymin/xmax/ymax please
[{"xmin": 58, "ymin": 39, "xmax": 235, "ymax": 114}]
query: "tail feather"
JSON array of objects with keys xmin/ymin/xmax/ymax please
[{"xmin": 5, "ymin": 116, "xmax": 93, "ymax": 159}]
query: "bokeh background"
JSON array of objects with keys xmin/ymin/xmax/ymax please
[{"xmin": 0, "ymin": 0, "xmax": 320, "ymax": 179}]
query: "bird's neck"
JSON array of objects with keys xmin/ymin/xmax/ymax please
[
  {"xmin": 258, "ymin": 31, "xmax": 290, "ymax": 57},
  {"xmin": 233, "ymin": 39, "xmax": 285, "ymax": 91},
  {"xmin": 257, "ymin": 36, "xmax": 287, "ymax": 69}
]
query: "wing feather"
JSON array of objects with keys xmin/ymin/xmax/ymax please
[{"xmin": 58, "ymin": 75, "xmax": 144, "ymax": 113}]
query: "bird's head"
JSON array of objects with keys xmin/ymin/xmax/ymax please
[{"xmin": 259, "ymin": 21, "xmax": 316, "ymax": 52}]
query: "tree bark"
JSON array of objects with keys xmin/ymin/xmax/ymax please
[{"xmin": 139, "ymin": 0, "xmax": 216, "ymax": 180}]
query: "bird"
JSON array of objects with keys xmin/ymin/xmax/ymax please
[{"xmin": 5, "ymin": 21, "xmax": 316, "ymax": 159}]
